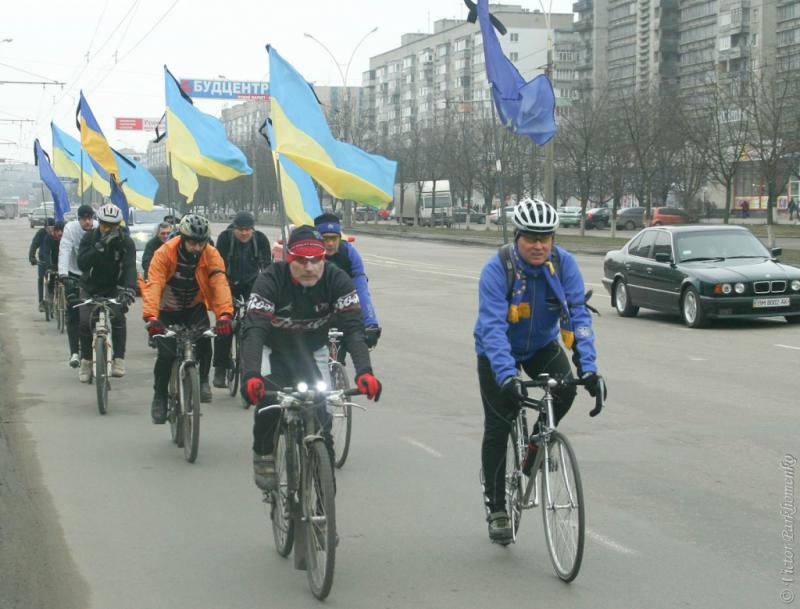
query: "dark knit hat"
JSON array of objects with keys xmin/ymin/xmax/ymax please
[
  {"xmin": 287, "ymin": 225, "xmax": 325, "ymax": 258},
  {"xmin": 314, "ymin": 212, "xmax": 342, "ymax": 236},
  {"xmin": 233, "ymin": 210, "xmax": 255, "ymax": 228}
]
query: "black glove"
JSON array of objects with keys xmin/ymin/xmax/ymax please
[
  {"xmin": 63, "ymin": 277, "xmax": 80, "ymax": 303},
  {"xmin": 582, "ymin": 372, "xmax": 607, "ymax": 417},
  {"xmin": 94, "ymin": 229, "xmax": 120, "ymax": 252},
  {"xmin": 500, "ymin": 376, "xmax": 527, "ymax": 405},
  {"xmin": 117, "ymin": 286, "xmax": 136, "ymax": 307},
  {"xmin": 29, "ymin": 256, "xmax": 37, "ymax": 266},
  {"xmin": 364, "ymin": 325, "xmax": 382, "ymax": 349}
]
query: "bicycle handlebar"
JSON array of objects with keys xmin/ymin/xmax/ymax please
[
  {"xmin": 522, "ymin": 375, "xmax": 605, "ymax": 417},
  {"xmin": 72, "ymin": 297, "xmax": 120, "ymax": 309}
]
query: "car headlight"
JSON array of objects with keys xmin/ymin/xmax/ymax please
[
  {"xmin": 721, "ymin": 283, "xmax": 732, "ymax": 295},
  {"xmin": 792, "ymin": 280, "xmax": 800, "ymax": 292},
  {"xmin": 735, "ymin": 282, "xmax": 746, "ymax": 294}
]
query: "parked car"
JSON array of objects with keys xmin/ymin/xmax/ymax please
[
  {"xmin": 558, "ymin": 206, "xmax": 582, "ymax": 227},
  {"xmin": 489, "ymin": 206, "xmax": 515, "ymax": 225},
  {"xmin": 615, "ymin": 206, "xmax": 646, "ymax": 231},
  {"xmin": 0, "ymin": 208, "xmax": 8, "ymax": 220},
  {"xmin": 585, "ymin": 207, "xmax": 610, "ymax": 229},
  {"xmin": 129, "ymin": 206, "xmax": 177, "ymax": 235},
  {"xmin": 354, "ymin": 206, "xmax": 378, "ymax": 222},
  {"xmin": 377, "ymin": 207, "xmax": 392, "ymax": 220},
  {"xmin": 452, "ymin": 207, "xmax": 486, "ymax": 224},
  {"xmin": 29, "ymin": 206, "xmax": 55, "ymax": 228},
  {"xmin": 602, "ymin": 225, "xmax": 800, "ymax": 327},
  {"xmin": 650, "ymin": 206, "xmax": 694, "ymax": 226}
]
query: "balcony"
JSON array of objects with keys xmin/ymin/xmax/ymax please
[
  {"xmin": 573, "ymin": 0, "xmax": 592, "ymax": 12},
  {"xmin": 574, "ymin": 18, "xmax": 593, "ymax": 32}
]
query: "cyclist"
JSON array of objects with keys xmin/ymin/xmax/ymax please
[
  {"xmin": 314, "ymin": 212, "xmax": 381, "ymax": 351},
  {"xmin": 76, "ymin": 203, "xmax": 137, "ymax": 382},
  {"xmin": 141, "ymin": 221, "xmax": 173, "ymax": 280},
  {"xmin": 29, "ymin": 217, "xmax": 56, "ymax": 311},
  {"xmin": 473, "ymin": 198, "xmax": 606, "ymax": 543},
  {"xmin": 240, "ymin": 226, "xmax": 382, "ymax": 491},
  {"xmin": 142, "ymin": 214, "xmax": 233, "ymax": 423},
  {"xmin": 58, "ymin": 205, "xmax": 97, "ymax": 369},
  {"xmin": 212, "ymin": 210, "xmax": 271, "ymax": 388}
]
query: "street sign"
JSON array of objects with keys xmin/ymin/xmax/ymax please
[{"xmin": 115, "ymin": 117, "xmax": 163, "ymax": 131}]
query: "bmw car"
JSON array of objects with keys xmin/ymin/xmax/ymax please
[{"xmin": 602, "ymin": 225, "xmax": 800, "ymax": 327}]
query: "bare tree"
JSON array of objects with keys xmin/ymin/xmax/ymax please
[{"xmin": 619, "ymin": 88, "xmax": 661, "ymax": 220}]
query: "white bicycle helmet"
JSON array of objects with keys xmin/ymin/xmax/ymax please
[
  {"xmin": 512, "ymin": 198, "xmax": 559, "ymax": 234},
  {"xmin": 97, "ymin": 203, "xmax": 123, "ymax": 224}
]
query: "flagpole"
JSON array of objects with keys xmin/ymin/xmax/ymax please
[
  {"xmin": 274, "ymin": 154, "xmax": 289, "ymax": 258},
  {"xmin": 491, "ymin": 101, "xmax": 509, "ymax": 245},
  {"xmin": 167, "ymin": 152, "xmax": 175, "ymax": 220},
  {"xmin": 79, "ymin": 152, "xmax": 85, "ymax": 205}
]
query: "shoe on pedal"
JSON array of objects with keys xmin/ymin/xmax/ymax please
[
  {"xmin": 78, "ymin": 359, "xmax": 92, "ymax": 383},
  {"xmin": 212, "ymin": 367, "xmax": 227, "ymax": 389},
  {"xmin": 111, "ymin": 358, "xmax": 125, "ymax": 378},
  {"xmin": 253, "ymin": 452, "xmax": 277, "ymax": 491},
  {"xmin": 69, "ymin": 353, "xmax": 80, "ymax": 369},
  {"xmin": 487, "ymin": 511, "xmax": 513, "ymax": 544},
  {"xmin": 200, "ymin": 381, "xmax": 212, "ymax": 403},
  {"xmin": 151, "ymin": 393, "xmax": 168, "ymax": 424}
]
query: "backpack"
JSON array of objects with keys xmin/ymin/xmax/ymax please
[{"xmin": 498, "ymin": 243, "xmax": 561, "ymax": 299}]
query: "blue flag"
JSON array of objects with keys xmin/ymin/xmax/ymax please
[
  {"xmin": 476, "ymin": 0, "xmax": 557, "ymax": 145},
  {"xmin": 33, "ymin": 139, "xmax": 71, "ymax": 221},
  {"xmin": 109, "ymin": 175, "xmax": 130, "ymax": 223}
]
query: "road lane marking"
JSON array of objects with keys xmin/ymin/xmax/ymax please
[
  {"xmin": 688, "ymin": 357, "xmax": 708, "ymax": 361},
  {"xmin": 401, "ymin": 437, "xmax": 444, "ymax": 458},
  {"xmin": 776, "ymin": 344, "xmax": 800, "ymax": 351},
  {"xmin": 588, "ymin": 530, "xmax": 639, "ymax": 556}
]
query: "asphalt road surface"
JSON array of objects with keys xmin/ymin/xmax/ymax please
[{"xmin": 0, "ymin": 217, "xmax": 797, "ymax": 609}]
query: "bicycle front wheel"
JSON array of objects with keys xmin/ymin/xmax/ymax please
[
  {"xmin": 43, "ymin": 276, "xmax": 51, "ymax": 322},
  {"xmin": 182, "ymin": 365, "xmax": 201, "ymax": 463},
  {"xmin": 269, "ymin": 424, "xmax": 295, "ymax": 557},
  {"xmin": 94, "ymin": 336, "xmax": 109, "ymax": 415},
  {"xmin": 169, "ymin": 361, "xmax": 183, "ymax": 446},
  {"xmin": 504, "ymin": 419, "xmax": 525, "ymax": 542},
  {"xmin": 227, "ymin": 331, "xmax": 240, "ymax": 397},
  {"xmin": 303, "ymin": 440, "xmax": 336, "ymax": 600},
  {"xmin": 540, "ymin": 431, "xmax": 585, "ymax": 582},
  {"xmin": 328, "ymin": 362, "xmax": 352, "ymax": 468}
]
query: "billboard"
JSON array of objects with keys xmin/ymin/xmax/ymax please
[
  {"xmin": 179, "ymin": 79, "xmax": 270, "ymax": 100},
  {"xmin": 115, "ymin": 117, "xmax": 164, "ymax": 131}
]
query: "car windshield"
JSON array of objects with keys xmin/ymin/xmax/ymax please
[
  {"xmin": 675, "ymin": 230, "xmax": 770, "ymax": 262},
  {"xmin": 560, "ymin": 207, "xmax": 580, "ymax": 214},
  {"xmin": 129, "ymin": 231, "xmax": 151, "ymax": 252}
]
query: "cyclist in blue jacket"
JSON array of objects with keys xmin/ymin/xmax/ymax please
[{"xmin": 474, "ymin": 198, "xmax": 606, "ymax": 544}]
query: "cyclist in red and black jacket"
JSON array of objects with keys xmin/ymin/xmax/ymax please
[{"xmin": 240, "ymin": 225, "xmax": 382, "ymax": 492}]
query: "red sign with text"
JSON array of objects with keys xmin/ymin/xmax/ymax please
[{"xmin": 115, "ymin": 117, "xmax": 143, "ymax": 130}]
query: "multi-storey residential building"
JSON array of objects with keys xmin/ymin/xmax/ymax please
[
  {"xmin": 678, "ymin": 0, "xmax": 718, "ymax": 93},
  {"xmin": 361, "ymin": 4, "xmax": 573, "ymax": 139},
  {"xmin": 776, "ymin": 0, "xmax": 800, "ymax": 74},
  {"xmin": 573, "ymin": 0, "xmax": 609, "ymax": 92},
  {"xmin": 553, "ymin": 29, "xmax": 582, "ymax": 113}
]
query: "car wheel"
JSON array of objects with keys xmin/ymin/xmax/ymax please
[
  {"xmin": 624, "ymin": 221, "xmax": 635, "ymax": 230},
  {"xmin": 613, "ymin": 279, "xmax": 639, "ymax": 317},
  {"xmin": 681, "ymin": 287, "xmax": 707, "ymax": 328}
]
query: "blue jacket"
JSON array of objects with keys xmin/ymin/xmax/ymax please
[
  {"xmin": 326, "ymin": 241, "xmax": 378, "ymax": 327},
  {"xmin": 474, "ymin": 244, "xmax": 597, "ymax": 386}
]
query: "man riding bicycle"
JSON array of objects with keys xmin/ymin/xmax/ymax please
[
  {"xmin": 240, "ymin": 226, "xmax": 382, "ymax": 491},
  {"xmin": 59, "ymin": 204, "xmax": 97, "ymax": 369},
  {"xmin": 142, "ymin": 214, "xmax": 233, "ymax": 422},
  {"xmin": 76, "ymin": 203, "xmax": 137, "ymax": 382},
  {"xmin": 212, "ymin": 210, "xmax": 272, "ymax": 388},
  {"xmin": 141, "ymin": 221, "xmax": 173, "ymax": 280},
  {"xmin": 30, "ymin": 219, "xmax": 64, "ymax": 310},
  {"xmin": 314, "ymin": 212, "xmax": 381, "ymax": 351},
  {"xmin": 474, "ymin": 198, "xmax": 606, "ymax": 544}
]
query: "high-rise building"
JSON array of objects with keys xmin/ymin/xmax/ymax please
[
  {"xmin": 573, "ymin": 0, "xmax": 609, "ymax": 92},
  {"xmin": 776, "ymin": 0, "xmax": 800, "ymax": 74}
]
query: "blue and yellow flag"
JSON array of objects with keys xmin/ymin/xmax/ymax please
[
  {"xmin": 88, "ymin": 149, "xmax": 158, "ymax": 211},
  {"xmin": 164, "ymin": 66, "xmax": 251, "ymax": 203},
  {"xmin": 34, "ymin": 139, "xmax": 71, "ymax": 221},
  {"xmin": 267, "ymin": 46, "xmax": 397, "ymax": 207},
  {"xmin": 77, "ymin": 91, "xmax": 120, "ymax": 179},
  {"xmin": 109, "ymin": 174, "xmax": 130, "ymax": 222},
  {"xmin": 51, "ymin": 122, "xmax": 93, "ymax": 194},
  {"xmin": 261, "ymin": 119, "xmax": 321, "ymax": 225}
]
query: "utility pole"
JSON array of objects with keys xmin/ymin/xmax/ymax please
[{"xmin": 543, "ymin": 37, "xmax": 555, "ymax": 205}]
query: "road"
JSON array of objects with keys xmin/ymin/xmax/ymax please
[{"xmin": 0, "ymin": 217, "xmax": 797, "ymax": 608}]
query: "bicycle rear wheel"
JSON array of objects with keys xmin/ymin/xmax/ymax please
[
  {"xmin": 227, "ymin": 331, "xmax": 240, "ymax": 397},
  {"xmin": 182, "ymin": 364, "xmax": 201, "ymax": 463},
  {"xmin": 43, "ymin": 276, "xmax": 51, "ymax": 322},
  {"xmin": 541, "ymin": 431, "xmax": 585, "ymax": 582},
  {"xmin": 169, "ymin": 361, "xmax": 184, "ymax": 447},
  {"xmin": 504, "ymin": 418, "xmax": 526, "ymax": 543},
  {"xmin": 94, "ymin": 336, "xmax": 109, "ymax": 415},
  {"xmin": 329, "ymin": 362, "xmax": 352, "ymax": 469},
  {"xmin": 269, "ymin": 424, "xmax": 295, "ymax": 557},
  {"xmin": 303, "ymin": 440, "xmax": 336, "ymax": 600}
]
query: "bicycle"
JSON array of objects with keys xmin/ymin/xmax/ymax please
[
  {"xmin": 480, "ymin": 374, "xmax": 605, "ymax": 582},
  {"xmin": 153, "ymin": 323, "xmax": 215, "ymax": 463},
  {"xmin": 259, "ymin": 382, "xmax": 361, "ymax": 600},
  {"xmin": 53, "ymin": 275, "xmax": 67, "ymax": 334},
  {"xmin": 326, "ymin": 328, "xmax": 352, "ymax": 468},
  {"xmin": 40, "ymin": 264, "xmax": 55, "ymax": 322},
  {"xmin": 74, "ymin": 297, "xmax": 119, "ymax": 415},
  {"xmin": 227, "ymin": 296, "xmax": 247, "ymax": 400}
]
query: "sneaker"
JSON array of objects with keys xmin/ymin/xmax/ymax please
[
  {"xmin": 38, "ymin": 301, "xmax": 45, "ymax": 313},
  {"xmin": 212, "ymin": 367, "xmax": 227, "ymax": 389},
  {"xmin": 69, "ymin": 353, "xmax": 80, "ymax": 369},
  {"xmin": 78, "ymin": 359, "xmax": 92, "ymax": 383},
  {"xmin": 151, "ymin": 394, "xmax": 168, "ymax": 424},
  {"xmin": 253, "ymin": 452, "xmax": 277, "ymax": 491},
  {"xmin": 200, "ymin": 381, "xmax": 212, "ymax": 403},
  {"xmin": 521, "ymin": 441, "xmax": 539, "ymax": 477},
  {"xmin": 111, "ymin": 358, "xmax": 125, "ymax": 378},
  {"xmin": 487, "ymin": 511, "xmax": 513, "ymax": 544}
]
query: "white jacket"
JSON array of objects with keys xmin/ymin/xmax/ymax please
[{"xmin": 58, "ymin": 219, "xmax": 97, "ymax": 276}]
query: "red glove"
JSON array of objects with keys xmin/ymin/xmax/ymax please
[
  {"xmin": 145, "ymin": 317, "xmax": 165, "ymax": 337},
  {"xmin": 244, "ymin": 376, "xmax": 266, "ymax": 406},
  {"xmin": 356, "ymin": 373, "xmax": 382, "ymax": 402},
  {"xmin": 215, "ymin": 314, "xmax": 232, "ymax": 336}
]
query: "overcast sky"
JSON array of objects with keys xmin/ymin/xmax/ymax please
[{"xmin": 1, "ymin": 0, "xmax": 574, "ymax": 162}]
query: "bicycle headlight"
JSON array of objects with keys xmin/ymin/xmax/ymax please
[{"xmin": 296, "ymin": 382, "xmax": 309, "ymax": 393}]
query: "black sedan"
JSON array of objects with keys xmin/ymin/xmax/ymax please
[
  {"xmin": 602, "ymin": 225, "xmax": 800, "ymax": 327},
  {"xmin": 452, "ymin": 207, "xmax": 486, "ymax": 224},
  {"xmin": 585, "ymin": 207, "xmax": 610, "ymax": 229}
]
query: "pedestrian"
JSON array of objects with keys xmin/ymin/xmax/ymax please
[
  {"xmin": 788, "ymin": 199, "xmax": 798, "ymax": 222},
  {"xmin": 740, "ymin": 200, "xmax": 750, "ymax": 219}
]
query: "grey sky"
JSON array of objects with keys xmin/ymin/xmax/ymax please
[{"xmin": 1, "ymin": 0, "xmax": 574, "ymax": 161}]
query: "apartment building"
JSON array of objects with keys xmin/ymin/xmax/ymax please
[{"xmin": 573, "ymin": 0, "xmax": 609, "ymax": 92}]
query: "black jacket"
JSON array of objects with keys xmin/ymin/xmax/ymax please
[
  {"xmin": 241, "ymin": 261, "xmax": 371, "ymax": 379},
  {"xmin": 77, "ymin": 227, "xmax": 137, "ymax": 296},
  {"xmin": 28, "ymin": 228, "xmax": 47, "ymax": 263},
  {"xmin": 215, "ymin": 228, "xmax": 271, "ymax": 291},
  {"xmin": 141, "ymin": 235, "xmax": 165, "ymax": 280}
]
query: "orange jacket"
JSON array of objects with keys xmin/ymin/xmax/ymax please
[{"xmin": 142, "ymin": 237, "xmax": 233, "ymax": 320}]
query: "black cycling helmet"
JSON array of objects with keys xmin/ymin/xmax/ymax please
[
  {"xmin": 77, "ymin": 204, "xmax": 95, "ymax": 219},
  {"xmin": 233, "ymin": 210, "xmax": 255, "ymax": 229},
  {"xmin": 178, "ymin": 213, "xmax": 210, "ymax": 241}
]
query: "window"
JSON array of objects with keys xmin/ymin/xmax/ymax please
[
  {"xmin": 454, "ymin": 38, "xmax": 469, "ymax": 52},
  {"xmin": 403, "ymin": 56, "xmax": 414, "ymax": 69},
  {"xmin": 437, "ymin": 44, "xmax": 449, "ymax": 57},
  {"xmin": 750, "ymin": 33, "xmax": 758, "ymax": 47},
  {"xmin": 651, "ymin": 231, "xmax": 672, "ymax": 260},
  {"xmin": 719, "ymin": 36, "xmax": 731, "ymax": 51},
  {"xmin": 629, "ymin": 231, "xmax": 656, "ymax": 258},
  {"xmin": 510, "ymin": 52, "xmax": 519, "ymax": 61},
  {"xmin": 510, "ymin": 33, "xmax": 519, "ymax": 42},
  {"xmin": 719, "ymin": 12, "xmax": 731, "ymax": 26}
]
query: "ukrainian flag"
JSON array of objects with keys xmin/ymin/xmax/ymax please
[
  {"xmin": 77, "ymin": 91, "xmax": 119, "ymax": 180},
  {"xmin": 263, "ymin": 120, "xmax": 320, "ymax": 225},
  {"xmin": 268, "ymin": 46, "xmax": 397, "ymax": 206},
  {"xmin": 87, "ymin": 149, "xmax": 158, "ymax": 210},
  {"xmin": 164, "ymin": 66, "xmax": 252, "ymax": 202},
  {"xmin": 51, "ymin": 122, "xmax": 93, "ymax": 194}
]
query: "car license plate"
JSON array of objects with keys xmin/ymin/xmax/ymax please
[{"xmin": 753, "ymin": 297, "xmax": 790, "ymax": 308}]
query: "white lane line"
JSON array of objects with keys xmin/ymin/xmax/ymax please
[
  {"xmin": 588, "ymin": 530, "xmax": 639, "ymax": 556},
  {"xmin": 776, "ymin": 344, "xmax": 800, "ymax": 351},
  {"xmin": 401, "ymin": 437, "xmax": 444, "ymax": 459},
  {"xmin": 688, "ymin": 357, "xmax": 708, "ymax": 361}
]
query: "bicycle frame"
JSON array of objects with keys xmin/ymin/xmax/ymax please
[{"xmin": 74, "ymin": 298, "xmax": 118, "ymax": 379}]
